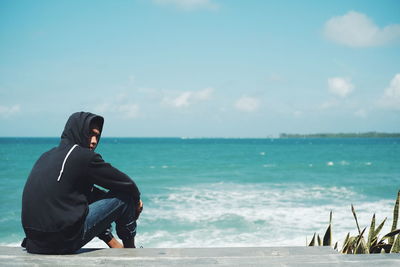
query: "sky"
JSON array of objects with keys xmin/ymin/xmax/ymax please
[{"xmin": 0, "ymin": 0, "xmax": 399, "ymax": 137}]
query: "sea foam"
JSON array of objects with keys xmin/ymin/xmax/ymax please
[{"xmin": 134, "ymin": 183, "xmax": 395, "ymax": 248}]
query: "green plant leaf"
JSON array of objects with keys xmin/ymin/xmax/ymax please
[
  {"xmin": 352, "ymin": 227, "xmax": 367, "ymax": 254},
  {"xmin": 308, "ymin": 233, "xmax": 316, "ymax": 246},
  {"xmin": 340, "ymin": 233, "xmax": 350, "ymax": 254},
  {"xmin": 343, "ymin": 236, "xmax": 357, "ymax": 254},
  {"xmin": 356, "ymin": 228, "xmax": 367, "ymax": 245},
  {"xmin": 390, "ymin": 235, "xmax": 400, "ymax": 253},
  {"xmin": 370, "ymin": 238, "xmax": 385, "ymax": 254},
  {"xmin": 374, "ymin": 217, "xmax": 387, "ymax": 238},
  {"xmin": 367, "ymin": 214, "xmax": 376, "ymax": 248},
  {"xmin": 389, "ymin": 191, "xmax": 400, "ymax": 245},
  {"xmin": 372, "ymin": 244, "xmax": 391, "ymax": 254},
  {"xmin": 355, "ymin": 237, "xmax": 369, "ymax": 254},
  {"xmin": 369, "ymin": 237, "xmax": 378, "ymax": 253},
  {"xmin": 352, "ymin": 204, "xmax": 361, "ymax": 234},
  {"xmin": 323, "ymin": 224, "xmax": 332, "ymax": 246},
  {"xmin": 361, "ymin": 238, "xmax": 369, "ymax": 254},
  {"xmin": 381, "ymin": 229, "xmax": 400, "ymax": 241}
]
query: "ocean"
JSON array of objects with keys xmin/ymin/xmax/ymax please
[{"xmin": 0, "ymin": 137, "xmax": 399, "ymax": 249}]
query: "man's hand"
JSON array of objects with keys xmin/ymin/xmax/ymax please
[{"xmin": 136, "ymin": 200, "xmax": 143, "ymax": 220}]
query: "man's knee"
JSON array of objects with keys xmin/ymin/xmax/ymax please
[{"xmin": 109, "ymin": 191, "xmax": 137, "ymax": 207}]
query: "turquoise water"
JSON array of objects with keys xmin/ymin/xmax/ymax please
[{"xmin": 0, "ymin": 138, "xmax": 399, "ymax": 248}]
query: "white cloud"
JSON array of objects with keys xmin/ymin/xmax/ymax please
[
  {"xmin": 234, "ymin": 96, "xmax": 260, "ymax": 112},
  {"xmin": 137, "ymin": 87, "xmax": 160, "ymax": 98},
  {"xmin": 293, "ymin": 110, "xmax": 303, "ymax": 118},
  {"xmin": 319, "ymin": 99, "xmax": 339, "ymax": 110},
  {"xmin": 354, "ymin": 109, "xmax": 367, "ymax": 118},
  {"xmin": 266, "ymin": 73, "xmax": 285, "ymax": 82},
  {"xmin": 0, "ymin": 104, "xmax": 20, "ymax": 118},
  {"xmin": 324, "ymin": 11, "xmax": 400, "ymax": 47},
  {"xmin": 379, "ymin": 73, "xmax": 400, "ymax": 110},
  {"xmin": 328, "ymin": 77, "xmax": 354, "ymax": 98},
  {"xmin": 194, "ymin": 87, "xmax": 214, "ymax": 100},
  {"xmin": 163, "ymin": 87, "xmax": 214, "ymax": 108},
  {"xmin": 152, "ymin": 0, "xmax": 218, "ymax": 11},
  {"xmin": 94, "ymin": 103, "xmax": 111, "ymax": 114},
  {"xmin": 94, "ymin": 102, "xmax": 140, "ymax": 119},
  {"xmin": 172, "ymin": 92, "xmax": 192, "ymax": 107},
  {"xmin": 118, "ymin": 104, "xmax": 140, "ymax": 119},
  {"xmin": 94, "ymin": 91, "xmax": 141, "ymax": 119}
]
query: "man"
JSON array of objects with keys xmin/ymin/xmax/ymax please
[{"xmin": 21, "ymin": 112, "xmax": 143, "ymax": 254}]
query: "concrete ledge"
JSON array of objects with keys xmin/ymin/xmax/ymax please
[{"xmin": 0, "ymin": 246, "xmax": 399, "ymax": 266}]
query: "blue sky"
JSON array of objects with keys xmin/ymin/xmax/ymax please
[{"xmin": 1, "ymin": 0, "xmax": 399, "ymax": 137}]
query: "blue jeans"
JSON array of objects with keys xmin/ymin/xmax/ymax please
[{"xmin": 74, "ymin": 191, "xmax": 138, "ymax": 251}]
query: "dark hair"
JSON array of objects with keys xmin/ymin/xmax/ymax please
[{"xmin": 89, "ymin": 117, "xmax": 103, "ymax": 132}]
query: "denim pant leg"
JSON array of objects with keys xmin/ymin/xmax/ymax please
[
  {"xmin": 77, "ymin": 192, "xmax": 138, "ymax": 249},
  {"xmin": 88, "ymin": 188, "xmax": 113, "ymax": 243}
]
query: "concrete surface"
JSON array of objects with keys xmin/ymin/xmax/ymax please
[{"xmin": 0, "ymin": 246, "xmax": 399, "ymax": 266}]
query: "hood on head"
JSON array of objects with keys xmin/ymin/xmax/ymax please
[{"xmin": 61, "ymin": 112, "xmax": 104, "ymax": 148}]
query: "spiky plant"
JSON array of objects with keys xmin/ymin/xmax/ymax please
[{"xmin": 308, "ymin": 190, "xmax": 400, "ymax": 254}]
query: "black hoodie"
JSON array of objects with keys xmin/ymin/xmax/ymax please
[{"xmin": 21, "ymin": 112, "xmax": 140, "ymax": 254}]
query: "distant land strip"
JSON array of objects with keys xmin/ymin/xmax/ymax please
[{"xmin": 279, "ymin": 132, "xmax": 400, "ymax": 138}]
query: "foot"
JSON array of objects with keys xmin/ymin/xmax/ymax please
[{"xmin": 106, "ymin": 237, "xmax": 124, "ymax": 248}]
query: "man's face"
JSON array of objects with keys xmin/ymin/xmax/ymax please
[{"xmin": 89, "ymin": 128, "xmax": 100, "ymax": 150}]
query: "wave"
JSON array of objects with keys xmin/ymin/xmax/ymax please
[
  {"xmin": 1, "ymin": 183, "xmax": 395, "ymax": 249},
  {"xmin": 136, "ymin": 183, "xmax": 395, "ymax": 248}
]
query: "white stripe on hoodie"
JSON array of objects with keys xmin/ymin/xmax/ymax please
[{"xmin": 57, "ymin": 144, "xmax": 78, "ymax": 182}]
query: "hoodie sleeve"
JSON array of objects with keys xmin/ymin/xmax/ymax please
[
  {"xmin": 88, "ymin": 186, "xmax": 107, "ymax": 204},
  {"xmin": 87, "ymin": 153, "xmax": 140, "ymax": 200}
]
